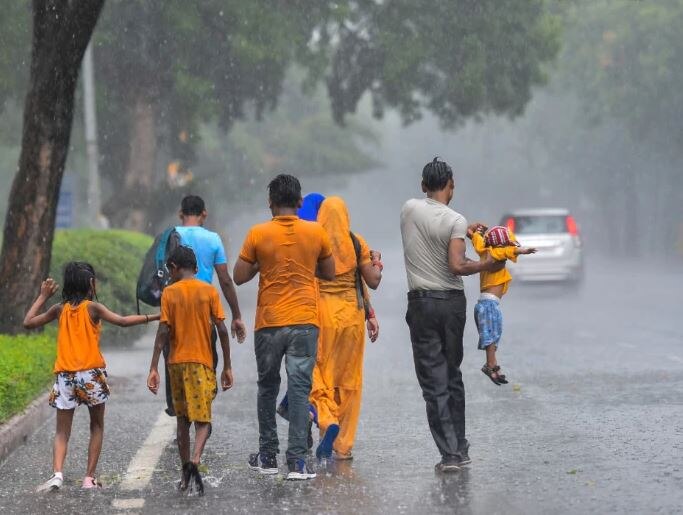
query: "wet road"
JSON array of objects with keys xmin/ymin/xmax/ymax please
[{"xmin": 0, "ymin": 253, "xmax": 681, "ymax": 514}]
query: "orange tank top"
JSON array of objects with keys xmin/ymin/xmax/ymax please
[{"xmin": 54, "ymin": 301, "xmax": 105, "ymax": 373}]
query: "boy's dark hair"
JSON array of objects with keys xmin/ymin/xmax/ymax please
[
  {"xmin": 181, "ymin": 195, "xmax": 206, "ymax": 216},
  {"xmin": 166, "ymin": 245, "xmax": 197, "ymax": 271},
  {"xmin": 268, "ymin": 174, "xmax": 302, "ymax": 208},
  {"xmin": 62, "ymin": 262, "xmax": 96, "ymax": 305},
  {"xmin": 422, "ymin": 157, "xmax": 454, "ymax": 192}
]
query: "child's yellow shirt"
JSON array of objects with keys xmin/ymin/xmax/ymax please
[{"xmin": 471, "ymin": 232, "xmax": 518, "ymax": 295}]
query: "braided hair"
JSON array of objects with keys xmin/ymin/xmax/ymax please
[
  {"xmin": 422, "ymin": 157, "xmax": 453, "ymax": 192},
  {"xmin": 62, "ymin": 262, "xmax": 96, "ymax": 305}
]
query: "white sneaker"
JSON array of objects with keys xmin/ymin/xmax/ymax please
[
  {"xmin": 37, "ymin": 473, "xmax": 63, "ymax": 492},
  {"xmin": 286, "ymin": 459, "xmax": 316, "ymax": 480}
]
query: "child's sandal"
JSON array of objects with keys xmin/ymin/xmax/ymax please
[
  {"xmin": 481, "ymin": 364, "xmax": 502, "ymax": 385},
  {"xmin": 179, "ymin": 462, "xmax": 192, "ymax": 491},
  {"xmin": 492, "ymin": 365, "xmax": 508, "ymax": 384},
  {"xmin": 81, "ymin": 476, "xmax": 103, "ymax": 489}
]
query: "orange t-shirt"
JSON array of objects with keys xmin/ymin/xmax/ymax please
[
  {"xmin": 54, "ymin": 301, "xmax": 105, "ymax": 373},
  {"xmin": 239, "ymin": 215, "xmax": 333, "ymax": 330},
  {"xmin": 160, "ymin": 278, "xmax": 225, "ymax": 369}
]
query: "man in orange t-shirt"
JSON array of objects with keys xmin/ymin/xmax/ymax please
[
  {"xmin": 234, "ymin": 174, "xmax": 335, "ymax": 481},
  {"xmin": 147, "ymin": 246, "xmax": 234, "ymax": 493}
]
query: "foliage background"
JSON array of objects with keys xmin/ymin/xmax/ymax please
[
  {"xmin": 0, "ymin": 332, "xmax": 55, "ymax": 423},
  {"xmin": 50, "ymin": 229, "xmax": 154, "ymax": 345}
]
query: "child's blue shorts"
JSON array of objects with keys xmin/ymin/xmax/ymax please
[{"xmin": 474, "ymin": 298, "xmax": 503, "ymax": 349}]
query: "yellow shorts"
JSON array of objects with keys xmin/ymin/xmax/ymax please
[{"xmin": 168, "ymin": 363, "xmax": 216, "ymax": 423}]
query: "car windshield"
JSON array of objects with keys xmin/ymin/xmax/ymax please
[{"xmin": 512, "ymin": 215, "xmax": 567, "ymax": 235}]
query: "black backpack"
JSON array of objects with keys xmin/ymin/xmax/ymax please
[{"xmin": 136, "ymin": 227, "xmax": 181, "ymax": 312}]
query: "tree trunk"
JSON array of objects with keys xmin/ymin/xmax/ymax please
[
  {"xmin": 102, "ymin": 93, "xmax": 159, "ymax": 233},
  {"xmin": 0, "ymin": 0, "xmax": 104, "ymax": 333}
]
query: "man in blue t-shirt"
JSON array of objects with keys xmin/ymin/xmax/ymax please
[{"xmin": 176, "ymin": 195, "xmax": 247, "ymax": 360}]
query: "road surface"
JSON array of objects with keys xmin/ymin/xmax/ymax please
[{"xmin": 0, "ymin": 252, "xmax": 681, "ymax": 514}]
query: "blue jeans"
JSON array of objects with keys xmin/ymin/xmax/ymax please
[{"xmin": 254, "ymin": 324, "xmax": 318, "ymax": 463}]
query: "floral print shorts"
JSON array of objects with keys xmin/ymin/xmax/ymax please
[{"xmin": 49, "ymin": 368, "xmax": 110, "ymax": 410}]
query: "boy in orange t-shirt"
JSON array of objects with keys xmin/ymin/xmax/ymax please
[
  {"xmin": 234, "ymin": 174, "xmax": 335, "ymax": 481},
  {"xmin": 147, "ymin": 246, "xmax": 233, "ymax": 495}
]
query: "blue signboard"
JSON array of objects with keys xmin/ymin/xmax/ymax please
[{"xmin": 56, "ymin": 175, "xmax": 74, "ymax": 229}]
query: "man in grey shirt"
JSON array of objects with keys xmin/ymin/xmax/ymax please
[{"xmin": 400, "ymin": 157, "xmax": 501, "ymax": 473}]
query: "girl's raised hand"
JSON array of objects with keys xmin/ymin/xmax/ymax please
[{"xmin": 40, "ymin": 278, "xmax": 59, "ymax": 298}]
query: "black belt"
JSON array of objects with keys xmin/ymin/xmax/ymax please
[{"xmin": 408, "ymin": 289, "xmax": 464, "ymax": 300}]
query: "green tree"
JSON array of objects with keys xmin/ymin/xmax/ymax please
[
  {"xmin": 0, "ymin": 0, "xmax": 561, "ymax": 332},
  {"xmin": 93, "ymin": 0, "xmax": 560, "ymax": 230},
  {"xmin": 0, "ymin": 0, "xmax": 104, "ymax": 333},
  {"xmin": 552, "ymin": 0, "xmax": 683, "ymax": 253}
]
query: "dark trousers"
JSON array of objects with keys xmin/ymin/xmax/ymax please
[
  {"xmin": 254, "ymin": 324, "xmax": 318, "ymax": 463},
  {"xmin": 164, "ymin": 326, "xmax": 218, "ymax": 416},
  {"xmin": 406, "ymin": 290, "xmax": 468, "ymax": 458}
]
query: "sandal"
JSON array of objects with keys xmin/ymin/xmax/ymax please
[
  {"xmin": 492, "ymin": 365, "xmax": 508, "ymax": 384},
  {"xmin": 481, "ymin": 364, "xmax": 506, "ymax": 385},
  {"xmin": 81, "ymin": 476, "xmax": 103, "ymax": 489},
  {"xmin": 189, "ymin": 463, "xmax": 204, "ymax": 496},
  {"xmin": 179, "ymin": 462, "xmax": 192, "ymax": 491}
]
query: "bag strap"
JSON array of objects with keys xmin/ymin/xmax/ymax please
[
  {"xmin": 155, "ymin": 227, "xmax": 174, "ymax": 269},
  {"xmin": 349, "ymin": 232, "xmax": 368, "ymax": 315}
]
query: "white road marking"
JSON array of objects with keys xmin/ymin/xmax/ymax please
[
  {"xmin": 112, "ymin": 498, "xmax": 145, "ymax": 510},
  {"xmin": 112, "ymin": 410, "xmax": 175, "ymax": 511}
]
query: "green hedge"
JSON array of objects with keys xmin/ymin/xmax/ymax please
[
  {"xmin": 50, "ymin": 229, "xmax": 155, "ymax": 346},
  {"xmin": 0, "ymin": 333, "xmax": 55, "ymax": 423}
]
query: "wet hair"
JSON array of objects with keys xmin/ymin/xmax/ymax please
[
  {"xmin": 180, "ymin": 195, "xmax": 206, "ymax": 216},
  {"xmin": 62, "ymin": 262, "xmax": 96, "ymax": 305},
  {"xmin": 268, "ymin": 174, "xmax": 302, "ymax": 208},
  {"xmin": 422, "ymin": 157, "xmax": 454, "ymax": 192},
  {"xmin": 166, "ymin": 245, "xmax": 197, "ymax": 272}
]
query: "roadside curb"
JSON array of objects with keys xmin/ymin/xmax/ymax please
[{"xmin": 0, "ymin": 392, "xmax": 52, "ymax": 464}]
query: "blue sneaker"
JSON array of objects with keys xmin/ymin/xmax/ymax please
[
  {"xmin": 286, "ymin": 459, "xmax": 316, "ymax": 480},
  {"xmin": 315, "ymin": 423, "xmax": 339, "ymax": 460},
  {"xmin": 248, "ymin": 452, "xmax": 279, "ymax": 475}
]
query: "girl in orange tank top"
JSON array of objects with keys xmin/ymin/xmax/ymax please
[{"xmin": 24, "ymin": 262, "xmax": 159, "ymax": 492}]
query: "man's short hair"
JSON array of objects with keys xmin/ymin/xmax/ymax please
[
  {"xmin": 181, "ymin": 195, "xmax": 205, "ymax": 216},
  {"xmin": 268, "ymin": 174, "xmax": 302, "ymax": 208},
  {"xmin": 167, "ymin": 245, "xmax": 197, "ymax": 271},
  {"xmin": 422, "ymin": 157, "xmax": 454, "ymax": 192}
]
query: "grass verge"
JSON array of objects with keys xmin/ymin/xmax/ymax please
[{"xmin": 0, "ymin": 332, "xmax": 55, "ymax": 423}]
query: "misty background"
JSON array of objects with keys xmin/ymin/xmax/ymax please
[{"xmin": 1, "ymin": 0, "xmax": 681, "ymax": 258}]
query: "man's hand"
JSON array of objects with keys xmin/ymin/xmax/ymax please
[
  {"xmin": 231, "ymin": 318, "xmax": 247, "ymax": 343},
  {"xmin": 367, "ymin": 317, "xmax": 379, "ymax": 342},
  {"xmin": 221, "ymin": 368, "xmax": 234, "ymax": 390},
  {"xmin": 517, "ymin": 247, "xmax": 537, "ymax": 255},
  {"xmin": 147, "ymin": 369, "xmax": 160, "ymax": 394},
  {"xmin": 40, "ymin": 278, "xmax": 59, "ymax": 299},
  {"xmin": 466, "ymin": 222, "xmax": 487, "ymax": 238}
]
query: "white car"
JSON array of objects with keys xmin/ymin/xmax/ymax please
[{"xmin": 500, "ymin": 208, "xmax": 584, "ymax": 283}]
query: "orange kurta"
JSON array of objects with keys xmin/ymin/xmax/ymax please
[{"xmin": 310, "ymin": 197, "xmax": 372, "ymax": 455}]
